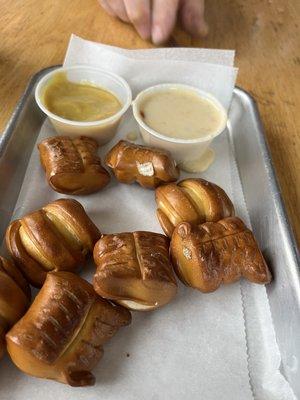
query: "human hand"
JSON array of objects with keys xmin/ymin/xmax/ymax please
[{"xmin": 98, "ymin": 0, "xmax": 208, "ymax": 45}]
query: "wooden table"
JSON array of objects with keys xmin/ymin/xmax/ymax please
[{"xmin": 1, "ymin": 0, "xmax": 299, "ymax": 244}]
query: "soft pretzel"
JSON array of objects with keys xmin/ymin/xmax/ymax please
[
  {"xmin": 6, "ymin": 271, "xmax": 131, "ymax": 386},
  {"xmin": 156, "ymin": 178, "xmax": 234, "ymax": 237},
  {"xmin": 93, "ymin": 231, "xmax": 177, "ymax": 310},
  {"xmin": 170, "ymin": 217, "xmax": 271, "ymax": 292},
  {"xmin": 6, "ymin": 198, "xmax": 101, "ymax": 287},
  {"xmin": 0, "ymin": 256, "xmax": 30, "ymax": 359},
  {"xmin": 105, "ymin": 140, "xmax": 179, "ymax": 189},
  {"xmin": 38, "ymin": 135, "xmax": 110, "ymax": 195}
]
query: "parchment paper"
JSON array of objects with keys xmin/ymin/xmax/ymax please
[{"xmin": 0, "ymin": 35, "xmax": 296, "ymax": 400}]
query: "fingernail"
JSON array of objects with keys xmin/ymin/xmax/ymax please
[
  {"xmin": 190, "ymin": 21, "xmax": 209, "ymax": 38},
  {"xmin": 200, "ymin": 21, "xmax": 209, "ymax": 37},
  {"xmin": 152, "ymin": 25, "xmax": 166, "ymax": 45},
  {"xmin": 194, "ymin": 18, "xmax": 209, "ymax": 37}
]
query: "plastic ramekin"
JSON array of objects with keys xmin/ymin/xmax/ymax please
[
  {"xmin": 35, "ymin": 65, "xmax": 132, "ymax": 145},
  {"xmin": 132, "ymin": 84, "xmax": 228, "ymax": 164}
]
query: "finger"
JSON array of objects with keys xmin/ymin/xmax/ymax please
[
  {"xmin": 98, "ymin": 0, "xmax": 116, "ymax": 17},
  {"xmin": 107, "ymin": 0, "xmax": 130, "ymax": 22},
  {"xmin": 98, "ymin": 0, "xmax": 130, "ymax": 22},
  {"xmin": 124, "ymin": 0, "xmax": 151, "ymax": 40},
  {"xmin": 152, "ymin": 0, "xmax": 180, "ymax": 45},
  {"xmin": 180, "ymin": 0, "xmax": 209, "ymax": 37}
]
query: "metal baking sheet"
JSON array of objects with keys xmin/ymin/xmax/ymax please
[{"xmin": 0, "ymin": 67, "xmax": 299, "ymax": 397}]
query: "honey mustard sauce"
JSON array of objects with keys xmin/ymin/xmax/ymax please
[{"xmin": 42, "ymin": 72, "xmax": 121, "ymax": 122}]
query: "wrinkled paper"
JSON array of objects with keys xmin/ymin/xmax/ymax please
[{"xmin": 0, "ymin": 35, "xmax": 295, "ymax": 400}]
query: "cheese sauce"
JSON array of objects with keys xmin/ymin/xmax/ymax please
[
  {"xmin": 180, "ymin": 149, "xmax": 215, "ymax": 173},
  {"xmin": 42, "ymin": 72, "xmax": 121, "ymax": 122},
  {"xmin": 140, "ymin": 88, "xmax": 223, "ymax": 140}
]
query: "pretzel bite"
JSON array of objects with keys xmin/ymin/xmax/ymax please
[
  {"xmin": 170, "ymin": 217, "xmax": 271, "ymax": 292},
  {"xmin": 105, "ymin": 140, "xmax": 179, "ymax": 189},
  {"xmin": 156, "ymin": 178, "xmax": 234, "ymax": 237},
  {"xmin": 6, "ymin": 271, "xmax": 131, "ymax": 386},
  {"xmin": 93, "ymin": 231, "xmax": 177, "ymax": 310}
]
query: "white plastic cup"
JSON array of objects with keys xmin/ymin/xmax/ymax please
[
  {"xmin": 35, "ymin": 65, "xmax": 132, "ymax": 145},
  {"xmin": 132, "ymin": 84, "xmax": 227, "ymax": 164}
]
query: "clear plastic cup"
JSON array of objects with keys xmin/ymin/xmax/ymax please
[
  {"xmin": 132, "ymin": 84, "xmax": 227, "ymax": 165},
  {"xmin": 35, "ymin": 65, "xmax": 132, "ymax": 145}
]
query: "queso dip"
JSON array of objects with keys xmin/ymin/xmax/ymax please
[{"xmin": 139, "ymin": 88, "xmax": 224, "ymax": 140}]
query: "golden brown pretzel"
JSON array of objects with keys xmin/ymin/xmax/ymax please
[
  {"xmin": 6, "ymin": 198, "xmax": 101, "ymax": 287},
  {"xmin": 105, "ymin": 140, "xmax": 179, "ymax": 189},
  {"xmin": 156, "ymin": 178, "xmax": 235, "ymax": 237},
  {"xmin": 6, "ymin": 271, "xmax": 131, "ymax": 386},
  {"xmin": 93, "ymin": 231, "xmax": 177, "ymax": 310},
  {"xmin": 38, "ymin": 136, "xmax": 110, "ymax": 195},
  {"xmin": 0, "ymin": 256, "xmax": 30, "ymax": 359},
  {"xmin": 170, "ymin": 217, "xmax": 271, "ymax": 292}
]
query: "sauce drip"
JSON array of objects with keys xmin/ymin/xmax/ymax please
[
  {"xmin": 180, "ymin": 149, "xmax": 215, "ymax": 173},
  {"xmin": 126, "ymin": 131, "xmax": 138, "ymax": 141}
]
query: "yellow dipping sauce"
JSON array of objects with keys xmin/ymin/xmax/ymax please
[{"xmin": 42, "ymin": 72, "xmax": 122, "ymax": 122}]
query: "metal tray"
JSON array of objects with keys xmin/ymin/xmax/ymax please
[{"xmin": 0, "ymin": 67, "xmax": 299, "ymax": 396}]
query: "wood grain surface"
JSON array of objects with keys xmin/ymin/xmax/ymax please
[{"xmin": 0, "ymin": 0, "xmax": 299, "ymax": 244}]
